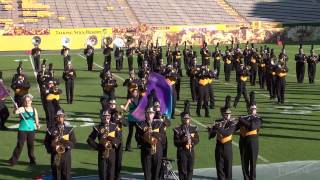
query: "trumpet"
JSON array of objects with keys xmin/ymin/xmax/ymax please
[
  {"xmin": 185, "ymin": 125, "xmax": 192, "ymax": 152},
  {"xmin": 100, "ymin": 126, "xmax": 113, "ymax": 159},
  {"xmin": 52, "ymin": 127, "xmax": 66, "ymax": 167},
  {"xmin": 143, "ymin": 124, "xmax": 157, "ymax": 155}
]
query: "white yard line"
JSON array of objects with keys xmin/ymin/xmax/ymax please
[
  {"xmin": 28, "ymin": 55, "xmax": 40, "ymax": 93},
  {"xmin": 77, "ymin": 54, "xmax": 271, "ymax": 164}
]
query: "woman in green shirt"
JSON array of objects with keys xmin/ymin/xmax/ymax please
[{"xmin": 9, "ymin": 94, "xmax": 40, "ymax": 166}]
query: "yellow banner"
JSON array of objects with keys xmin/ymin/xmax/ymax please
[{"xmin": 0, "ymin": 27, "xmax": 112, "ymax": 51}]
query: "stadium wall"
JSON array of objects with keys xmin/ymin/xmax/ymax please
[{"xmin": 0, "ymin": 23, "xmax": 319, "ymax": 51}]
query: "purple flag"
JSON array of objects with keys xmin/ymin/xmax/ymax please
[
  {"xmin": 0, "ymin": 80, "xmax": 9, "ymax": 99},
  {"xmin": 132, "ymin": 72, "xmax": 173, "ymax": 121}
]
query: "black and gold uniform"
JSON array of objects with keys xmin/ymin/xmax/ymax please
[
  {"xmin": 103, "ymin": 45, "xmax": 113, "ymax": 70},
  {"xmin": 200, "ymin": 42, "xmax": 210, "ymax": 66},
  {"xmin": 45, "ymin": 79, "xmax": 62, "ymax": 129},
  {"xmin": 237, "ymin": 105, "xmax": 262, "ymax": 180},
  {"xmin": 208, "ymin": 96, "xmax": 237, "ymax": 180},
  {"xmin": 223, "ymin": 48, "xmax": 233, "ymax": 82},
  {"xmin": 11, "ymin": 63, "xmax": 30, "ymax": 107},
  {"xmin": 62, "ymin": 62, "xmax": 76, "ymax": 104},
  {"xmin": 295, "ymin": 44, "xmax": 307, "ymax": 83},
  {"xmin": 87, "ymin": 110, "xmax": 120, "ymax": 180},
  {"xmin": 136, "ymin": 107, "xmax": 165, "ymax": 180},
  {"xmin": 101, "ymin": 72, "xmax": 118, "ymax": 101},
  {"xmin": 212, "ymin": 43, "xmax": 222, "ymax": 79},
  {"xmin": 44, "ymin": 110, "xmax": 76, "ymax": 180},
  {"xmin": 233, "ymin": 64, "xmax": 250, "ymax": 108},
  {"xmin": 31, "ymin": 46, "xmax": 41, "ymax": 72},
  {"xmin": 307, "ymin": 45, "xmax": 318, "ymax": 84},
  {"xmin": 196, "ymin": 66, "xmax": 210, "ymax": 117},
  {"xmin": 275, "ymin": 62, "xmax": 288, "ymax": 104},
  {"xmin": 115, "ymin": 47, "xmax": 124, "ymax": 71},
  {"xmin": 84, "ymin": 45, "xmax": 94, "ymax": 71},
  {"xmin": 173, "ymin": 102, "xmax": 199, "ymax": 180}
]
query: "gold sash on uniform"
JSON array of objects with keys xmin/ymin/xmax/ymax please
[
  {"xmin": 15, "ymin": 88, "xmax": 28, "ymax": 96},
  {"xmin": 46, "ymin": 94, "xmax": 60, "ymax": 101},
  {"xmin": 217, "ymin": 134, "xmax": 232, "ymax": 144},
  {"xmin": 199, "ymin": 79, "xmax": 208, "ymax": 86},
  {"xmin": 226, "ymin": 59, "xmax": 232, "ymax": 64},
  {"xmin": 240, "ymin": 127, "xmax": 258, "ymax": 137},
  {"xmin": 278, "ymin": 72, "xmax": 287, "ymax": 77},
  {"xmin": 240, "ymin": 76, "xmax": 248, "ymax": 82}
]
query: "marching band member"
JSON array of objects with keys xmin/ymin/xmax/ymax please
[
  {"xmin": 237, "ymin": 104, "xmax": 262, "ymax": 180},
  {"xmin": 84, "ymin": 44, "xmax": 94, "ymax": 71},
  {"xmin": 101, "ymin": 71, "xmax": 118, "ymax": 101},
  {"xmin": 295, "ymin": 44, "xmax": 307, "ymax": 83},
  {"xmin": 136, "ymin": 100, "xmax": 164, "ymax": 180},
  {"xmin": 11, "ymin": 62, "xmax": 30, "ymax": 107},
  {"xmin": 44, "ymin": 109, "xmax": 76, "ymax": 180},
  {"xmin": 87, "ymin": 110, "xmax": 120, "ymax": 180},
  {"xmin": 173, "ymin": 100, "xmax": 199, "ymax": 180},
  {"xmin": 45, "ymin": 79, "xmax": 62, "ymax": 129},
  {"xmin": 307, "ymin": 45, "xmax": 319, "ymax": 84},
  {"xmin": 62, "ymin": 61, "xmax": 76, "ymax": 104},
  {"xmin": 208, "ymin": 96, "xmax": 237, "ymax": 180}
]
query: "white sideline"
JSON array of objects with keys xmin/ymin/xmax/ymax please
[
  {"xmin": 77, "ymin": 54, "xmax": 271, "ymax": 164},
  {"xmin": 28, "ymin": 55, "xmax": 40, "ymax": 93}
]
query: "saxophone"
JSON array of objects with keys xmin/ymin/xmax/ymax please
[
  {"xmin": 100, "ymin": 126, "xmax": 112, "ymax": 159},
  {"xmin": 185, "ymin": 125, "xmax": 192, "ymax": 152},
  {"xmin": 52, "ymin": 127, "xmax": 66, "ymax": 167},
  {"xmin": 144, "ymin": 122, "xmax": 157, "ymax": 155}
]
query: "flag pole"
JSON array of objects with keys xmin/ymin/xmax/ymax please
[{"xmin": 8, "ymin": 95, "xmax": 31, "ymax": 128}]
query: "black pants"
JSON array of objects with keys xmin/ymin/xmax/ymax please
[
  {"xmin": 234, "ymin": 82, "xmax": 249, "ymax": 108},
  {"xmin": 46, "ymin": 100, "xmax": 60, "ymax": 129},
  {"xmin": 34, "ymin": 57, "xmax": 40, "ymax": 72},
  {"xmin": 86, "ymin": 56, "xmax": 93, "ymax": 71},
  {"xmin": 98, "ymin": 150, "xmax": 115, "ymax": 180},
  {"xmin": 177, "ymin": 148, "xmax": 194, "ymax": 180},
  {"xmin": 296, "ymin": 62, "xmax": 305, "ymax": 83},
  {"xmin": 266, "ymin": 75, "xmax": 276, "ymax": 99},
  {"xmin": 239, "ymin": 136, "xmax": 259, "ymax": 180},
  {"xmin": 215, "ymin": 141, "xmax": 232, "ymax": 180},
  {"xmin": 208, "ymin": 84, "xmax": 215, "ymax": 109},
  {"xmin": 258, "ymin": 69, "xmax": 266, "ymax": 89},
  {"xmin": 175, "ymin": 79, "xmax": 181, "ymax": 101},
  {"xmin": 250, "ymin": 69, "xmax": 257, "ymax": 86},
  {"xmin": 10, "ymin": 131, "xmax": 35, "ymax": 164},
  {"xmin": 115, "ymin": 142, "xmax": 123, "ymax": 180},
  {"xmin": 104, "ymin": 56, "xmax": 112, "ymax": 70},
  {"xmin": 116, "ymin": 57, "xmax": 121, "ymax": 71},
  {"xmin": 141, "ymin": 146, "xmax": 163, "ymax": 180},
  {"xmin": 65, "ymin": 79, "xmax": 74, "ymax": 104},
  {"xmin": 224, "ymin": 64, "xmax": 232, "ymax": 82},
  {"xmin": 51, "ymin": 151, "xmax": 72, "ymax": 180},
  {"xmin": 190, "ymin": 78, "xmax": 198, "ymax": 102},
  {"xmin": 196, "ymin": 85, "xmax": 209, "ymax": 116},
  {"xmin": 0, "ymin": 102, "xmax": 9, "ymax": 128},
  {"xmin": 214, "ymin": 60, "xmax": 220, "ymax": 78},
  {"xmin": 308, "ymin": 64, "xmax": 316, "ymax": 83},
  {"xmin": 276, "ymin": 78, "xmax": 286, "ymax": 104},
  {"xmin": 128, "ymin": 57, "xmax": 133, "ymax": 71},
  {"xmin": 125, "ymin": 121, "xmax": 136, "ymax": 150}
]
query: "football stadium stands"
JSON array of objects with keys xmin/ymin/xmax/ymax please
[{"xmin": 1, "ymin": 0, "xmax": 320, "ymax": 30}]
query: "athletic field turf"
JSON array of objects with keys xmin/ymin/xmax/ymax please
[{"xmin": 0, "ymin": 44, "xmax": 319, "ymax": 179}]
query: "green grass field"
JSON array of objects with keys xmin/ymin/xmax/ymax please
[{"xmin": 0, "ymin": 44, "xmax": 319, "ymax": 179}]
